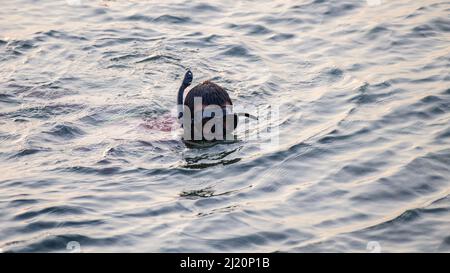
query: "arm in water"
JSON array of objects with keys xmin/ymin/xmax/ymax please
[{"xmin": 177, "ymin": 70, "xmax": 193, "ymax": 119}]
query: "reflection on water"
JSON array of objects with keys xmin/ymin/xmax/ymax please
[{"xmin": 0, "ymin": 0, "xmax": 449, "ymax": 252}]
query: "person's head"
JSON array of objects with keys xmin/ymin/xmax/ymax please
[{"xmin": 183, "ymin": 81, "xmax": 237, "ymax": 141}]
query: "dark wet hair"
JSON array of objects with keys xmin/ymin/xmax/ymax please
[
  {"xmin": 184, "ymin": 80, "xmax": 232, "ymax": 111},
  {"xmin": 183, "ymin": 81, "xmax": 235, "ymax": 141}
]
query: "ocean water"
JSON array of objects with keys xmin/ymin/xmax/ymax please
[{"xmin": 0, "ymin": 0, "xmax": 449, "ymax": 252}]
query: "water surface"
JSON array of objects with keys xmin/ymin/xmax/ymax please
[{"xmin": 0, "ymin": 0, "xmax": 450, "ymax": 252}]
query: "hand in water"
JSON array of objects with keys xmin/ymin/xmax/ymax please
[{"xmin": 183, "ymin": 70, "xmax": 193, "ymax": 87}]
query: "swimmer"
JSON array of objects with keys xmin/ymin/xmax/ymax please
[{"xmin": 177, "ymin": 69, "xmax": 256, "ymax": 142}]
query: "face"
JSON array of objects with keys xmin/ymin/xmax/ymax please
[
  {"xmin": 187, "ymin": 102, "xmax": 235, "ymax": 141},
  {"xmin": 183, "ymin": 83, "xmax": 235, "ymax": 141}
]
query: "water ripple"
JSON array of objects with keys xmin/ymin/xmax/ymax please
[{"xmin": 0, "ymin": 0, "xmax": 449, "ymax": 253}]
